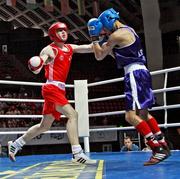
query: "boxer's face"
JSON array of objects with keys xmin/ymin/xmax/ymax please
[{"xmin": 57, "ymin": 29, "xmax": 68, "ymax": 42}]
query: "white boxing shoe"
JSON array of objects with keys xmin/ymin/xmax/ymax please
[
  {"xmin": 8, "ymin": 141, "xmax": 21, "ymax": 162},
  {"xmin": 72, "ymin": 150, "xmax": 96, "ymax": 164}
]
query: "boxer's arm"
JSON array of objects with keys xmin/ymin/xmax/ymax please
[
  {"xmin": 92, "ymin": 36, "xmax": 116, "ymax": 61},
  {"xmin": 92, "ymin": 30, "xmax": 128, "ymax": 61},
  {"xmin": 40, "ymin": 45, "xmax": 55, "ymax": 64},
  {"xmin": 71, "ymin": 44, "xmax": 93, "ymax": 53}
]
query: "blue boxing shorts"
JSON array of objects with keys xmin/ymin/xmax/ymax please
[{"xmin": 124, "ymin": 67, "xmax": 155, "ymax": 111}]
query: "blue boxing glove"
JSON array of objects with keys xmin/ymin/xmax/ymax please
[{"xmin": 87, "ymin": 18, "xmax": 103, "ymax": 42}]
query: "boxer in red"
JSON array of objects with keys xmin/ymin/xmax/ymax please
[{"xmin": 8, "ymin": 22, "xmax": 94, "ymax": 164}]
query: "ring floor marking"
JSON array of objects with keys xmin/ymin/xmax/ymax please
[{"xmin": 1, "ymin": 160, "xmax": 104, "ymax": 179}]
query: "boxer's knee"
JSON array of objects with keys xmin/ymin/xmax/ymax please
[{"xmin": 39, "ymin": 115, "xmax": 54, "ymax": 131}]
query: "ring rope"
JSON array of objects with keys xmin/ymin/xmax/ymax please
[
  {"xmin": 1, "ymin": 67, "xmax": 179, "ymax": 88},
  {"xmin": 88, "ymin": 86, "xmax": 180, "ymax": 103},
  {"xmin": 0, "ymin": 104, "xmax": 179, "ymax": 119},
  {"xmin": 0, "ymin": 66, "xmax": 180, "ymax": 135},
  {"xmin": 88, "ymin": 104, "xmax": 180, "ymax": 117},
  {"xmin": 88, "ymin": 66, "xmax": 180, "ymax": 87},
  {"xmin": 0, "ymin": 80, "xmax": 74, "ymax": 88},
  {"xmin": 1, "ymin": 123, "xmax": 180, "ymax": 135},
  {"xmin": 0, "ymin": 115, "xmax": 66, "ymax": 118},
  {"xmin": 0, "ymin": 98, "xmax": 74, "ymax": 103},
  {"xmin": 0, "ymin": 87, "xmax": 179, "ymax": 103}
]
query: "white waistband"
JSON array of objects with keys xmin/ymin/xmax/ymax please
[
  {"xmin": 124, "ymin": 63, "xmax": 147, "ymax": 74},
  {"xmin": 46, "ymin": 80, "xmax": 65, "ymax": 91}
]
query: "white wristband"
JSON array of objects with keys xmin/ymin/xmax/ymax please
[{"xmin": 92, "ymin": 41, "xmax": 99, "ymax": 44}]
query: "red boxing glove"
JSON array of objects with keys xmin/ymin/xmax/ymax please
[{"xmin": 28, "ymin": 56, "xmax": 44, "ymax": 74}]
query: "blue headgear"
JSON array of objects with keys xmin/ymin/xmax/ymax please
[{"xmin": 98, "ymin": 8, "xmax": 120, "ymax": 31}]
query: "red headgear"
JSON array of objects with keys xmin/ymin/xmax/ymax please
[{"xmin": 48, "ymin": 22, "xmax": 68, "ymax": 43}]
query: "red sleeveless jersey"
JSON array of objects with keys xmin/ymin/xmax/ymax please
[{"xmin": 44, "ymin": 43, "xmax": 73, "ymax": 82}]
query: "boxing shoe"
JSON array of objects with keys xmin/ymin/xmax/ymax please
[
  {"xmin": 8, "ymin": 141, "xmax": 21, "ymax": 162},
  {"xmin": 159, "ymin": 141, "xmax": 171, "ymax": 157},
  {"xmin": 72, "ymin": 150, "xmax": 96, "ymax": 164},
  {"xmin": 144, "ymin": 146, "xmax": 169, "ymax": 166}
]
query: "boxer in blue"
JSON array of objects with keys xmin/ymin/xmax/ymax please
[{"xmin": 87, "ymin": 8, "xmax": 170, "ymax": 166}]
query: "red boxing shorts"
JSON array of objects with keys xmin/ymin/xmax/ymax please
[{"xmin": 42, "ymin": 84, "xmax": 69, "ymax": 120}]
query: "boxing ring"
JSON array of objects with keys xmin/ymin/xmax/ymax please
[{"xmin": 0, "ymin": 66, "xmax": 180, "ymax": 179}]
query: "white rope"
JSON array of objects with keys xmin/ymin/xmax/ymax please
[
  {"xmin": 153, "ymin": 86, "xmax": 180, "ymax": 94},
  {"xmin": 149, "ymin": 104, "xmax": 180, "ymax": 111},
  {"xmin": 88, "ymin": 94, "xmax": 125, "ymax": 102},
  {"xmin": 0, "ymin": 98, "xmax": 74, "ymax": 103},
  {"xmin": 151, "ymin": 66, "xmax": 180, "ymax": 75},
  {"xmin": 88, "ymin": 66, "xmax": 180, "ymax": 87},
  {"xmin": 89, "ymin": 104, "xmax": 180, "ymax": 117},
  {"xmin": 0, "ymin": 130, "xmax": 67, "ymax": 135},
  {"xmin": 89, "ymin": 110, "xmax": 125, "ymax": 117},
  {"xmin": 0, "ymin": 86, "xmax": 179, "ymax": 103},
  {"xmin": 0, "ymin": 115, "xmax": 66, "ymax": 118},
  {"xmin": 0, "ymin": 80, "xmax": 44, "ymax": 86},
  {"xmin": 1, "ymin": 104, "xmax": 179, "ymax": 119},
  {"xmin": 0, "ymin": 102, "xmax": 179, "ymax": 120},
  {"xmin": 88, "ymin": 77, "xmax": 124, "ymax": 87},
  {"xmin": 1, "ymin": 123, "xmax": 180, "ymax": 135},
  {"xmin": 89, "ymin": 123, "xmax": 180, "ymax": 132},
  {"xmin": 0, "ymin": 98, "xmax": 44, "ymax": 103},
  {"xmin": 0, "ymin": 87, "xmax": 178, "ymax": 105},
  {"xmin": 0, "ymin": 66, "xmax": 179, "ymax": 136},
  {"xmin": 0, "ymin": 80, "xmax": 74, "ymax": 88},
  {"xmin": 88, "ymin": 86, "xmax": 180, "ymax": 103}
]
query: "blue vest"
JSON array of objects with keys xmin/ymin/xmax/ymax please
[{"xmin": 113, "ymin": 26, "xmax": 146, "ymax": 69}]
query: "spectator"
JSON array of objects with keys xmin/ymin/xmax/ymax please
[{"xmin": 121, "ymin": 136, "xmax": 139, "ymax": 152}]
